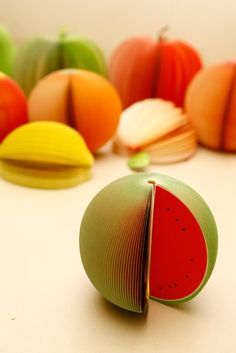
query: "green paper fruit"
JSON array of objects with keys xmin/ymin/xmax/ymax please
[
  {"xmin": 0, "ymin": 25, "xmax": 16, "ymax": 76},
  {"xmin": 128, "ymin": 152, "xmax": 150, "ymax": 171},
  {"xmin": 14, "ymin": 30, "xmax": 107, "ymax": 95},
  {"xmin": 0, "ymin": 121, "xmax": 94, "ymax": 189},
  {"xmin": 80, "ymin": 173, "xmax": 218, "ymax": 313}
]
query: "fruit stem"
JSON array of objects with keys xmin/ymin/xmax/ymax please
[
  {"xmin": 59, "ymin": 25, "xmax": 68, "ymax": 41},
  {"xmin": 148, "ymin": 180, "xmax": 156, "ymax": 186},
  {"xmin": 157, "ymin": 25, "xmax": 169, "ymax": 42}
]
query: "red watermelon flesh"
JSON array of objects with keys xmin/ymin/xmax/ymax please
[{"xmin": 149, "ymin": 185, "xmax": 208, "ymax": 301}]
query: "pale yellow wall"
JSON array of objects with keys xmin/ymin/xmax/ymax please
[{"xmin": 1, "ymin": 0, "xmax": 235, "ymax": 65}]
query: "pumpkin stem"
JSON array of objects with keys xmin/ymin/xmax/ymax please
[{"xmin": 157, "ymin": 25, "xmax": 170, "ymax": 42}]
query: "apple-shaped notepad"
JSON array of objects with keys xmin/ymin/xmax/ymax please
[{"xmin": 80, "ymin": 174, "xmax": 218, "ymax": 313}]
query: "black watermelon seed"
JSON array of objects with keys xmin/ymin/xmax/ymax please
[{"xmin": 181, "ymin": 227, "xmax": 186, "ymax": 231}]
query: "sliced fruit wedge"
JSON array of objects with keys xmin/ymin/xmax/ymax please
[
  {"xmin": 114, "ymin": 99, "xmax": 197, "ymax": 164},
  {"xmin": 149, "ymin": 183, "xmax": 213, "ymax": 303},
  {"xmin": 0, "ymin": 121, "xmax": 94, "ymax": 189}
]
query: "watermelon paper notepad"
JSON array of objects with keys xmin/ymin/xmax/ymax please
[{"xmin": 80, "ymin": 173, "xmax": 218, "ymax": 313}]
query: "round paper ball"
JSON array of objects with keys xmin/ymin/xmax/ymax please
[{"xmin": 80, "ymin": 173, "xmax": 218, "ymax": 313}]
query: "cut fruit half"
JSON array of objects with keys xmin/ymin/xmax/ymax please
[
  {"xmin": 0, "ymin": 121, "xmax": 94, "ymax": 189},
  {"xmin": 149, "ymin": 185, "xmax": 208, "ymax": 303},
  {"xmin": 80, "ymin": 173, "xmax": 218, "ymax": 313},
  {"xmin": 113, "ymin": 99, "xmax": 197, "ymax": 164}
]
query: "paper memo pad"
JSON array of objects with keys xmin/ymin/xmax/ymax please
[
  {"xmin": 80, "ymin": 173, "xmax": 218, "ymax": 313},
  {"xmin": 0, "ymin": 121, "xmax": 94, "ymax": 189}
]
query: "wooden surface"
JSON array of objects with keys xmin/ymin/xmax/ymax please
[{"xmin": 0, "ymin": 147, "xmax": 235, "ymax": 353}]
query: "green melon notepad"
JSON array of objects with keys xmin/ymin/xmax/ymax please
[{"xmin": 80, "ymin": 173, "xmax": 218, "ymax": 313}]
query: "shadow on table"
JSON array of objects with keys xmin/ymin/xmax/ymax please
[
  {"xmin": 96, "ymin": 296, "xmax": 147, "ymax": 326},
  {"xmin": 94, "ymin": 294, "xmax": 200, "ymax": 329}
]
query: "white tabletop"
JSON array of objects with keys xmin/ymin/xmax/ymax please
[{"xmin": 0, "ymin": 147, "xmax": 235, "ymax": 353}]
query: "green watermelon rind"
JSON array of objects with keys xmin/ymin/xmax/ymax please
[
  {"xmin": 79, "ymin": 174, "xmax": 153, "ymax": 313},
  {"xmin": 79, "ymin": 173, "xmax": 218, "ymax": 312}
]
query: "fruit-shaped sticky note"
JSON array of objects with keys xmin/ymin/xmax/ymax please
[
  {"xmin": 0, "ymin": 121, "xmax": 94, "ymax": 189},
  {"xmin": 0, "ymin": 72, "xmax": 28, "ymax": 142},
  {"xmin": 114, "ymin": 99, "xmax": 197, "ymax": 164},
  {"xmin": 14, "ymin": 31, "xmax": 107, "ymax": 95},
  {"xmin": 109, "ymin": 29, "xmax": 202, "ymax": 108},
  {"xmin": 28, "ymin": 69, "xmax": 122, "ymax": 152},
  {"xmin": 185, "ymin": 61, "xmax": 236, "ymax": 152},
  {"xmin": 80, "ymin": 173, "xmax": 218, "ymax": 313},
  {"xmin": 0, "ymin": 25, "xmax": 16, "ymax": 75}
]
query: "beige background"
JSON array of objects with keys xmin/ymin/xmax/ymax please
[
  {"xmin": 0, "ymin": 147, "xmax": 236, "ymax": 353},
  {"xmin": 1, "ymin": 0, "xmax": 236, "ymax": 64},
  {"xmin": 1, "ymin": 1, "xmax": 236, "ymax": 352}
]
